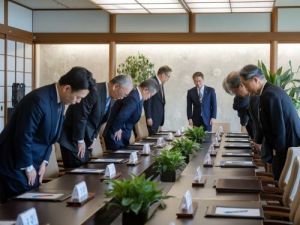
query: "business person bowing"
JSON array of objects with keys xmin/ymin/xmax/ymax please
[
  {"xmin": 59, "ymin": 75, "xmax": 133, "ymax": 168},
  {"xmin": 104, "ymin": 78, "xmax": 159, "ymax": 150},
  {"xmin": 240, "ymin": 64, "xmax": 300, "ymax": 180},
  {"xmin": 0, "ymin": 67, "xmax": 95, "ymax": 202},
  {"xmin": 144, "ymin": 66, "xmax": 172, "ymax": 135},
  {"xmin": 187, "ymin": 72, "xmax": 217, "ymax": 131}
]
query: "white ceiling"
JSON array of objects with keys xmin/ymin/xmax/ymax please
[{"xmin": 12, "ymin": 0, "xmax": 300, "ymax": 13}]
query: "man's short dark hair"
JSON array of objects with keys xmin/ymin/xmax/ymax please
[
  {"xmin": 59, "ymin": 66, "xmax": 95, "ymax": 91},
  {"xmin": 240, "ymin": 64, "xmax": 264, "ymax": 80},
  {"xmin": 157, "ymin": 65, "xmax": 172, "ymax": 76},
  {"xmin": 192, "ymin": 72, "xmax": 204, "ymax": 79},
  {"xmin": 140, "ymin": 78, "xmax": 159, "ymax": 94}
]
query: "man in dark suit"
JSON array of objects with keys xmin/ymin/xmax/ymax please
[
  {"xmin": 59, "ymin": 75, "xmax": 133, "ymax": 168},
  {"xmin": 0, "ymin": 67, "xmax": 95, "ymax": 202},
  {"xmin": 104, "ymin": 78, "xmax": 159, "ymax": 150},
  {"xmin": 187, "ymin": 72, "xmax": 217, "ymax": 131},
  {"xmin": 240, "ymin": 64, "xmax": 300, "ymax": 180},
  {"xmin": 144, "ymin": 66, "xmax": 172, "ymax": 135}
]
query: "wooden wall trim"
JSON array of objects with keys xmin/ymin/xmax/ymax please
[
  {"xmin": 270, "ymin": 7, "xmax": 278, "ymax": 73},
  {"xmin": 33, "ymin": 32, "xmax": 300, "ymax": 44},
  {"xmin": 7, "ymin": 26, "xmax": 33, "ymax": 43},
  {"xmin": 110, "ymin": 14, "xmax": 116, "ymax": 33},
  {"xmin": 189, "ymin": 13, "xmax": 195, "ymax": 33},
  {"xmin": 109, "ymin": 42, "xmax": 116, "ymax": 79},
  {"xmin": 0, "ymin": 24, "xmax": 7, "ymax": 34}
]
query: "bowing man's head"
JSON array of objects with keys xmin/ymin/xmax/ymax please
[
  {"xmin": 139, "ymin": 78, "xmax": 159, "ymax": 101},
  {"xmin": 109, "ymin": 75, "xmax": 133, "ymax": 100},
  {"xmin": 157, "ymin": 65, "xmax": 172, "ymax": 84},
  {"xmin": 224, "ymin": 71, "xmax": 249, "ymax": 97},
  {"xmin": 58, "ymin": 66, "xmax": 96, "ymax": 105},
  {"xmin": 239, "ymin": 65, "xmax": 265, "ymax": 96}
]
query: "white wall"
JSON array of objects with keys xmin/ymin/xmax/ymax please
[
  {"xmin": 0, "ymin": 0, "xmax": 4, "ymax": 24},
  {"xmin": 278, "ymin": 8, "xmax": 300, "ymax": 32},
  {"xmin": 116, "ymin": 15, "xmax": 189, "ymax": 33},
  {"xmin": 33, "ymin": 10, "xmax": 109, "ymax": 33},
  {"xmin": 8, "ymin": 1, "xmax": 32, "ymax": 32},
  {"xmin": 196, "ymin": 13, "xmax": 270, "ymax": 32}
]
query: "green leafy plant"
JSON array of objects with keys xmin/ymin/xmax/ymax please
[
  {"xmin": 117, "ymin": 53, "xmax": 156, "ymax": 84},
  {"xmin": 105, "ymin": 174, "xmax": 169, "ymax": 215},
  {"xmin": 258, "ymin": 60, "xmax": 300, "ymax": 110},
  {"xmin": 154, "ymin": 148, "xmax": 186, "ymax": 174},
  {"xmin": 171, "ymin": 138, "xmax": 200, "ymax": 156},
  {"xmin": 184, "ymin": 126, "xmax": 206, "ymax": 143}
]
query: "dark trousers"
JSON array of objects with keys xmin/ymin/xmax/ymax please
[{"xmin": 60, "ymin": 145, "xmax": 91, "ymax": 168}]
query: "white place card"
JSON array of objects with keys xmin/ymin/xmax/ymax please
[
  {"xmin": 181, "ymin": 126, "xmax": 185, "ymax": 132},
  {"xmin": 142, "ymin": 143, "xmax": 151, "ymax": 154},
  {"xmin": 218, "ymin": 126, "xmax": 224, "ymax": 133},
  {"xmin": 16, "ymin": 208, "xmax": 38, "ymax": 225},
  {"xmin": 156, "ymin": 137, "xmax": 165, "ymax": 147},
  {"xmin": 194, "ymin": 166, "xmax": 202, "ymax": 181},
  {"xmin": 215, "ymin": 132, "xmax": 221, "ymax": 141},
  {"xmin": 167, "ymin": 132, "xmax": 174, "ymax": 140},
  {"xmin": 182, "ymin": 190, "xmax": 192, "ymax": 211},
  {"xmin": 71, "ymin": 181, "xmax": 88, "ymax": 203},
  {"xmin": 176, "ymin": 129, "xmax": 182, "ymax": 136},
  {"xmin": 129, "ymin": 151, "xmax": 138, "ymax": 163},
  {"xmin": 203, "ymin": 153, "xmax": 212, "ymax": 164},
  {"xmin": 208, "ymin": 144, "xmax": 216, "ymax": 154},
  {"xmin": 105, "ymin": 163, "xmax": 116, "ymax": 178}
]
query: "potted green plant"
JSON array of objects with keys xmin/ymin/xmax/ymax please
[
  {"xmin": 184, "ymin": 126, "xmax": 206, "ymax": 143},
  {"xmin": 258, "ymin": 60, "xmax": 300, "ymax": 111},
  {"xmin": 117, "ymin": 53, "xmax": 156, "ymax": 84},
  {"xmin": 154, "ymin": 148, "xmax": 185, "ymax": 182},
  {"xmin": 171, "ymin": 138, "xmax": 200, "ymax": 163},
  {"xmin": 105, "ymin": 174, "xmax": 169, "ymax": 225}
]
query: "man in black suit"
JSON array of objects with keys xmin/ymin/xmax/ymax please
[
  {"xmin": 0, "ymin": 67, "xmax": 95, "ymax": 202},
  {"xmin": 144, "ymin": 66, "xmax": 172, "ymax": 135},
  {"xmin": 59, "ymin": 75, "xmax": 133, "ymax": 168},
  {"xmin": 104, "ymin": 79, "xmax": 159, "ymax": 150},
  {"xmin": 240, "ymin": 65, "xmax": 300, "ymax": 180},
  {"xmin": 187, "ymin": 72, "xmax": 217, "ymax": 131}
]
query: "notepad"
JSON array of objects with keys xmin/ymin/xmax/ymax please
[
  {"xmin": 216, "ymin": 178, "xmax": 262, "ymax": 193},
  {"xmin": 225, "ymin": 133, "xmax": 249, "ymax": 138},
  {"xmin": 113, "ymin": 150, "xmax": 137, "ymax": 154},
  {"xmin": 15, "ymin": 192, "xmax": 69, "ymax": 201},
  {"xmin": 69, "ymin": 168, "xmax": 104, "ymax": 174},
  {"xmin": 215, "ymin": 207, "xmax": 262, "ymax": 218},
  {"xmin": 219, "ymin": 160, "xmax": 255, "ymax": 168},
  {"xmin": 225, "ymin": 138, "xmax": 250, "ymax": 143},
  {"xmin": 0, "ymin": 221, "xmax": 16, "ymax": 225},
  {"xmin": 222, "ymin": 152, "xmax": 252, "ymax": 157},
  {"xmin": 224, "ymin": 143, "xmax": 251, "ymax": 149},
  {"xmin": 90, "ymin": 158, "xmax": 126, "ymax": 163}
]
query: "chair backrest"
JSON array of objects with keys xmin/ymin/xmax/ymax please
[
  {"xmin": 129, "ymin": 130, "xmax": 135, "ymax": 144},
  {"xmin": 54, "ymin": 142, "xmax": 62, "ymax": 161},
  {"xmin": 212, "ymin": 122, "xmax": 230, "ymax": 133},
  {"xmin": 99, "ymin": 122, "xmax": 107, "ymax": 152},
  {"xmin": 292, "ymin": 191, "xmax": 300, "ymax": 225},
  {"xmin": 282, "ymin": 156, "xmax": 300, "ymax": 206},
  {"xmin": 135, "ymin": 114, "xmax": 149, "ymax": 140},
  {"xmin": 91, "ymin": 135, "xmax": 103, "ymax": 158},
  {"xmin": 44, "ymin": 145, "xmax": 59, "ymax": 179},
  {"xmin": 280, "ymin": 147, "xmax": 300, "ymax": 189}
]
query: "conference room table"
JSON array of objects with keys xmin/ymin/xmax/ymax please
[{"xmin": 0, "ymin": 132, "xmax": 262, "ymax": 225}]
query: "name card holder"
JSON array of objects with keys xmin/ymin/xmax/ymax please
[
  {"xmin": 16, "ymin": 208, "xmax": 39, "ymax": 225},
  {"xmin": 176, "ymin": 191, "xmax": 198, "ymax": 218},
  {"xmin": 203, "ymin": 153, "xmax": 214, "ymax": 167},
  {"xmin": 67, "ymin": 181, "xmax": 95, "ymax": 207},
  {"xmin": 141, "ymin": 144, "xmax": 151, "ymax": 156},
  {"xmin": 192, "ymin": 167, "xmax": 206, "ymax": 187},
  {"xmin": 100, "ymin": 163, "xmax": 121, "ymax": 181},
  {"xmin": 127, "ymin": 151, "xmax": 141, "ymax": 166}
]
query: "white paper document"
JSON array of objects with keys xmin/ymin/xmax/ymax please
[
  {"xmin": 215, "ymin": 207, "xmax": 261, "ymax": 217},
  {"xmin": 91, "ymin": 158, "xmax": 124, "ymax": 163},
  {"xmin": 70, "ymin": 168, "xmax": 104, "ymax": 174},
  {"xmin": 16, "ymin": 192, "xmax": 64, "ymax": 200},
  {"xmin": 225, "ymin": 161, "xmax": 253, "ymax": 165},
  {"xmin": 0, "ymin": 221, "xmax": 16, "ymax": 225}
]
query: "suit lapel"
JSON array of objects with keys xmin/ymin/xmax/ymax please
[
  {"xmin": 49, "ymin": 84, "xmax": 60, "ymax": 142},
  {"xmin": 154, "ymin": 76, "xmax": 164, "ymax": 104}
]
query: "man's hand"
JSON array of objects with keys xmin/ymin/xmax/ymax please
[
  {"xmin": 26, "ymin": 168, "xmax": 37, "ymax": 186},
  {"xmin": 114, "ymin": 129, "xmax": 123, "ymax": 141},
  {"xmin": 147, "ymin": 118, "xmax": 153, "ymax": 126},
  {"xmin": 77, "ymin": 142, "xmax": 86, "ymax": 158},
  {"xmin": 38, "ymin": 162, "xmax": 47, "ymax": 184},
  {"xmin": 188, "ymin": 119, "xmax": 193, "ymax": 127}
]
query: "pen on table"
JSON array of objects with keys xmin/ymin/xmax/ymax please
[{"xmin": 223, "ymin": 210, "xmax": 249, "ymax": 214}]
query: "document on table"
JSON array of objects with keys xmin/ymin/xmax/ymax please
[
  {"xmin": 0, "ymin": 221, "xmax": 16, "ymax": 225},
  {"xmin": 15, "ymin": 192, "xmax": 66, "ymax": 201},
  {"xmin": 215, "ymin": 207, "xmax": 261, "ymax": 218},
  {"xmin": 90, "ymin": 158, "xmax": 125, "ymax": 163},
  {"xmin": 69, "ymin": 168, "xmax": 104, "ymax": 174}
]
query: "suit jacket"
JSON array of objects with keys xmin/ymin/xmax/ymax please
[
  {"xmin": 59, "ymin": 82, "xmax": 107, "ymax": 152},
  {"xmin": 0, "ymin": 84, "xmax": 64, "ymax": 195},
  {"xmin": 104, "ymin": 89, "xmax": 143, "ymax": 150},
  {"xmin": 186, "ymin": 85, "xmax": 217, "ymax": 131},
  {"xmin": 143, "ymin": 76, "xmax": 165, "ymax": 134},
  {"xmin": 260, "ymin": 82, "xmax": 300, "ymax": 176}
]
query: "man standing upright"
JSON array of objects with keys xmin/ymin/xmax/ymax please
[
  {"xmin": 59, "ymin": 75, "xmax": 133, "ymax": 168},
  {"xmin": 187, "ymin": 72, "xmax": 217, "ymax": 131},
  {"xmin": 240, "ymin": 64, "xmax": 300, "ymax": 180},
  {"xmin": 0, "ymin": 67, "xmax": 95, "ymax": 202},
  {"xmin": 144, "ymin": 65, "xmax": 172, "ymax": 135}
]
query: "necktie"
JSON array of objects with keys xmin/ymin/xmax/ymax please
[
  {"xmin": 105, "ymin": 96, "xmax": 111, "ymax": 114},
  {"xmin": 199, "ymin": 89, "xmax": 203, "ymax": 103}
]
